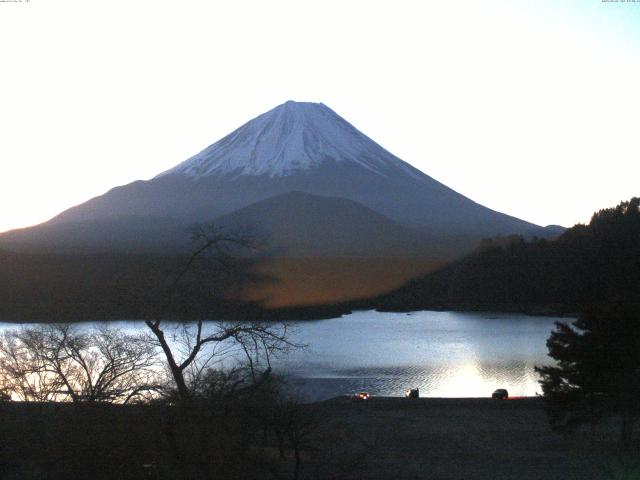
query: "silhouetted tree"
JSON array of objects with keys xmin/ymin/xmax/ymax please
[
  {"xmin": 0, "ymin": 324, "xmax": 161, "ymax": 403},
  {"xmin": 273, "ymin": 396, "xmax": 319, "ymax": 480},
  {"xmin": 536, "ymin": 304, "xmax": 640, "ymax": 448},
  {"xmin": 144, "ymin": 224, "xmax": 297, "ymax": 401}
]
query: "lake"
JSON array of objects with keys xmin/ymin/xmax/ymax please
[
  {"xmin": 0, "ymin": 310, "xmax": 566, "ymax": 401},
  {"xmin": 274, "ymin": 310, "xmax": 563, "ymax": 400}
]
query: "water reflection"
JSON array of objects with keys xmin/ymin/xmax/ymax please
[
  {"xmin": 273, "ymin": 310, "xmax": 563, "ymax": 400},
  {"xmin": 0, "ymin": 310, "xmax": 565, "ymax": 401},
  {"xmin": 282, "ymin": 361, "xmax": 546, "ymax": 401}
]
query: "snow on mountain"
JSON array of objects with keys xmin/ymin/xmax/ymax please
[
  {"xmin": 1, "ymin": 99, "xmax": 552, "ymax": 254},
  {"xmin": 158, "ymin": 100, "xmax": 422, "ymax": 180}
]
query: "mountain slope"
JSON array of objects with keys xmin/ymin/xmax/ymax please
[
  {"xmin": 215, "ymin": 191, "xmax": 436, "ymax": 258},
  {"xmin": 212, "ymin": 191, "xmax": 458, "ymax": 306},
  {"xmin": 31, "ymin": 101, "xmax": 545, "ymax": 241},
  {"xmin": 0, "ymin": 215, "xmax": 191, "ymax": 254},
  {"xmin": 159, "ymin": 100, "xmax": 423, "ymax": 180}
]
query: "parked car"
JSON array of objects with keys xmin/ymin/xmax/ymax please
[
  {"xmin": 351, "ymin": 392, "xmax": 371, "ymax": 402},
  {"xmin": 492, "ymin": 388, "xmax": 508, "ymax": 400},
  {"xmin": 405, "ymin": 388, "xmax": 419, "ymax": 399}
]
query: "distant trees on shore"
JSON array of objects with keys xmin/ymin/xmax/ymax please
[{"xmin": 377, "ymin": 197, "xmax": 640, "ymax": 314}]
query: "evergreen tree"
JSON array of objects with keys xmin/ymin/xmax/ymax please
[{"xmin": 536, "ymin": 304, "xmax": 640, "ymax": 447}]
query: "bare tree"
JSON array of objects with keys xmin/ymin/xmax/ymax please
[
  {"xmin": 0, "ymin": 330, "xmax": 66, "ymax": 401},
  {"xmin": 145, "ymin": 224, "xmax": 299, "ymax": 401},
  {"xmin": 266, "ymin": 388, "xmax": 321, "ymax": 480},
  {"xmin": 146, "ymin": 309, "xmax": 297, "ymax": 401},
  {"xmin": 0, "ymin": 324, "xmax": 161, "ymax": 403}
]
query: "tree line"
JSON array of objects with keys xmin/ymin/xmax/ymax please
[{"xmin": 375, "ymin": 197, "xmax": 640, "ymax": 314}]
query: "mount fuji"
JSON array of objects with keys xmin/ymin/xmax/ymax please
[
  {"xmin": 6, "ymin": 101, "xmax": 547, "ymax": 240},
  {"xmin": 0, "ymin": 101, "xmax": 560, "ymax": 305}
]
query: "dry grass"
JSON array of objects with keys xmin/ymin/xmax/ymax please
[{"xmin": 295, "ymin": 396, "xmax": 608, "ymax": 479}]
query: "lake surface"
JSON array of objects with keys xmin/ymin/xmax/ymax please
[
  {"xmin": 0, "ymin": 310, "xmax": 567, "ymax": 401},
  {"xmin": 273, "ymin": 310, "xmax": 563, "ymax": 400}
]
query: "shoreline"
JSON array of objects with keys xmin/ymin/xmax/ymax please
[
  {"xmin": 0, "ymin": 305, "xmax": 576, "ymax": 324},
  {"xmin": 0, "ymin": 394, "xmax": 609, "ymax": 479}
]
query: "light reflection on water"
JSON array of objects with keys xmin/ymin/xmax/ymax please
[
  {"xmin": 0, "ymin": 310, "xmax": 566, "ymax": 401},
  {"xmin": 272, "ymin": 310, "xmax": 564, "ymax": 400}
]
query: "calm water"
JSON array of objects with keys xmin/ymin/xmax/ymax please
[
  {"xmin": 274, "ymin": 310, "xmax": 563, "ymax": 400},
  {"xmin": 0, "ymin": 310, "xmax": 566, "ymax": 400}
]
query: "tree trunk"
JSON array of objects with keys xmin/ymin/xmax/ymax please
[
  {"xmin": 620, "ymin": 413, "xmax": 634, "ymax": 449},
  {"xmin": 293, "ymin": 444, "xmax": 301, "ymax": 480},
  {"xmin": 169, "ymin": 362, "xmax": 190, "ymax": 401},
  {"xmin": 276, "ymin": 429, "xmax": 285, "ymax": 459},
  {"xmin": 145, "ymin": 321, "xmax": 190, "ymax": 400},
  {"xmin": 162, "ymin": 411, "xmax": 188, "ymax": 480}
]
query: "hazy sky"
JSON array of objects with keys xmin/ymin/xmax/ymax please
[{"xmin": 1, "ymin": 0, "xmax": 639, "ymax": 233}]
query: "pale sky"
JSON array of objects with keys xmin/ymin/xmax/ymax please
[{"xmin": 1, "ymin": 0, "xmax": 639, "ymax": 233}]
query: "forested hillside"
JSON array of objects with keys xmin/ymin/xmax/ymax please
[{"xmin": 375, "ymin": 198, "xmax": 640, "ymax": 314}]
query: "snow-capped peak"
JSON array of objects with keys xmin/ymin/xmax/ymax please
[{"xmin": 157, "ymin": 100, "xmax": 421, "ymax": 180}]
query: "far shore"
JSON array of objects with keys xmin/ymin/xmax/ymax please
[{"xmin": 0, "ymin": 303, "xmax": 577, "ymax": 324}]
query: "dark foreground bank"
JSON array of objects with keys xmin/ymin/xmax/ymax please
[{"xmin": 0, "ymin": 397, "xmax": 624, "ymax": 480}]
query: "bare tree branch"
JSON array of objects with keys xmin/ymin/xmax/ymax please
[
  {"xmin": 144, "ymin": 224, "xmax": 302, "ymax": 401},
  {"xmin": 0, "ymin": 325, "xmax": 162, "ymax": 403}
]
